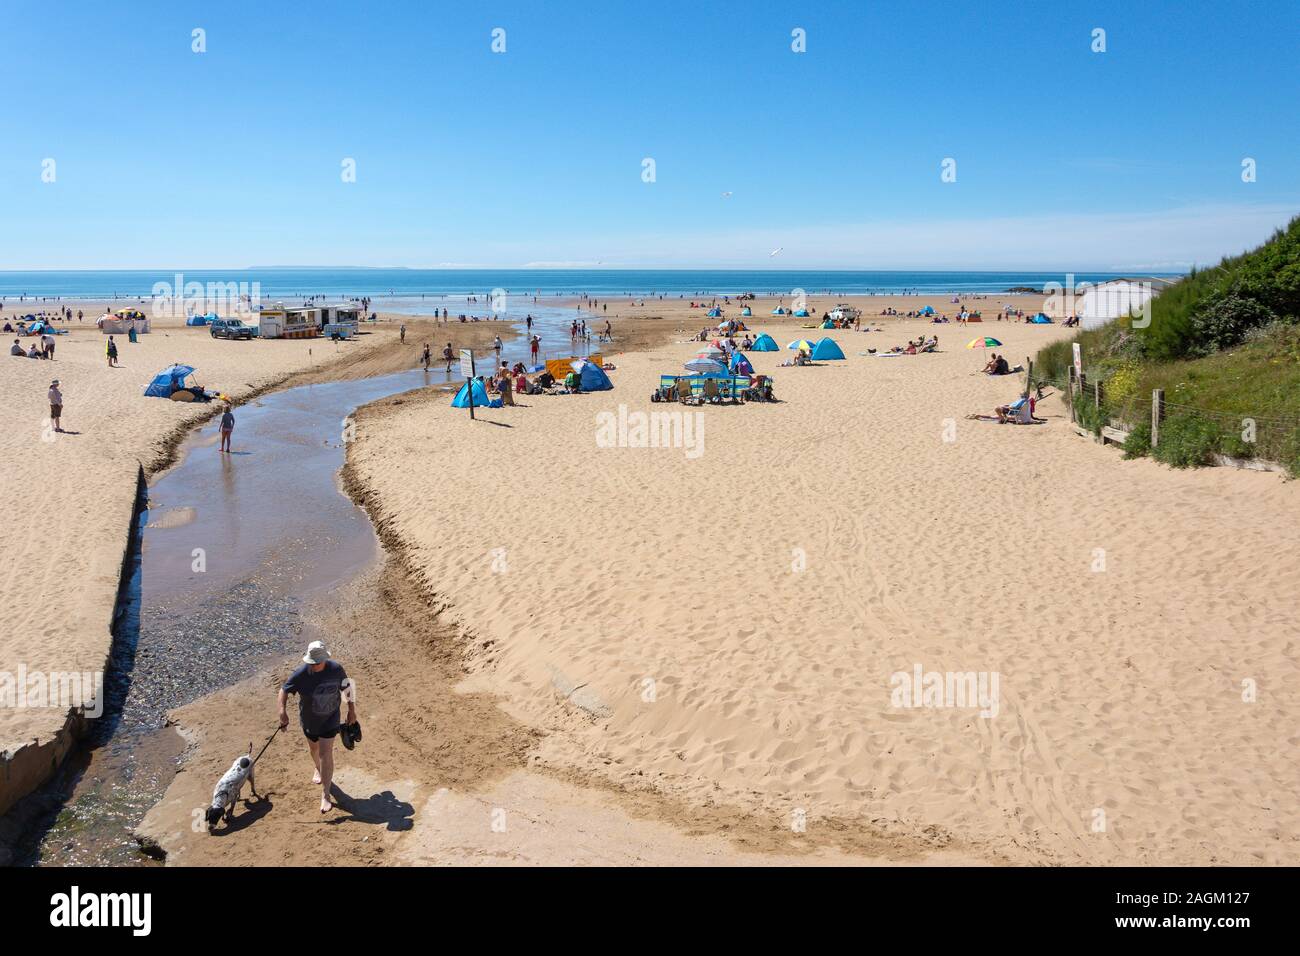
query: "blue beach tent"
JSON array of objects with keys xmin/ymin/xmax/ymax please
[
  {"xmin": 811, "ymin": 338, "xmax": 846, "ymax": 360},
  {"xmin": 750, "ymin": 333, "xmax": 779, "ymax": 351},
  {"xmin": 706, "ymin": 307, "xmax": 722, "ymax": 317},
  {"xmin": 144, "ymin": 364, "xmax": 196, "ymax": 398},
  {"xmin": 793, "ymin": 309, "xmax": 810, "ymax": 317},
  {"xmin": 186, "ymin": 313, "xmax": 211, "ymax": 327},
  {"xmin": 740, "ymin": 307, "xmax": 753, "ymax": 317},
  {"xmin": 919, "ymin": 305, "xmax": 935, "ymax": 315},
  {"xmin": 576, "ymin": 361, "xmax": 613, "ymax": 391},
  {"xmin": 729, "ymin": 351, "xmax": 754, "ymax": 375},
  {"xmin": 451, "ymin": 378, "xmax": 493, "ymax": 408},
  {"xmin": 1030, "ymin": 313, "xmax": 1052, "ymax": 324}
]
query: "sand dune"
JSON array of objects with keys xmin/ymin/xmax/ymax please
[{"xmin": 347, "ymin": 317, "xmax": 1299, "ymax": 865}]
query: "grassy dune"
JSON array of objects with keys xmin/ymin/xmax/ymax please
[{"xmin": 1036, "ymin": 217, "xmax": 1300, "ymax": 472}]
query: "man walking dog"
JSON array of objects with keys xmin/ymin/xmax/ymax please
[{"xmin": 278, "ymin": 641, "xmax": 357, "ymax": 814}]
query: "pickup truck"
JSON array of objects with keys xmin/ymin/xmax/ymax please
[{"xmin": 209, "ymin": 318, "xmax": 255, "ymax": 340}]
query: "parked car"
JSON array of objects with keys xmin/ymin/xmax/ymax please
[{"xmin": 209, "ymin": 318, "xmax": 254, "ymax": 340}]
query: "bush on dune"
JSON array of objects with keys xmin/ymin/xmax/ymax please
[{"xmin": 1035, "ymin": 215, "xmax": 1300, "ymax": 474}]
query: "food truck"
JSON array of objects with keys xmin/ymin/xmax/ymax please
[
  {"xmin": 257, "ymin": 305, "xmax": 321, "ymax": 339},
  {"xmin": 257, "ymin": 303, "xmax": 360, "ymax": 339}
]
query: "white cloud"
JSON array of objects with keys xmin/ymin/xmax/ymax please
[{"xmin": 469, "ymin": 203, "xmax": 1297, "ymax": 271}]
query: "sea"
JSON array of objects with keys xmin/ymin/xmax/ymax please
[{"xmin": 0, "ymin": 268, "xmax": 1183, "ymax": 315}]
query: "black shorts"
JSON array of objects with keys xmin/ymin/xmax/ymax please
[{"xmin": 304, "ymin": 726, "xmax": 339, "ymax": 742}]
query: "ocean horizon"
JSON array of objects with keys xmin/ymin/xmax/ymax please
[{"xmin": 0, "ymin": 268, "xmax": 1185, "ymax": 301}]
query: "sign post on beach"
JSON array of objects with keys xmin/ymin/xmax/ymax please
[{"xmin": 460, "ymin": 349, "xmax": 475, "ymax": 420}]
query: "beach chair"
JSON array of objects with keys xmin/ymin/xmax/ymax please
[
  {"xmin": 702, "ymin": 377, "xmax": 721, "ymax": 403},
  {"xmin": 677, "ymin": 376, "xmax": 697, "ymax": 404}
]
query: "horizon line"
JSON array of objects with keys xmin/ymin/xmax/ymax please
[{"xmin": 0, "ymin": 265, "xmax": 1191, "ymax": 274}]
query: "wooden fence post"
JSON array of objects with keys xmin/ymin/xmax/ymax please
[
  {"xmin": 1066, "ymin": 367, "xmax": 1076, "ymax": 423},
  {"xmin": 1094, "ymin": 379, "xmax": 1102, "ymax": 409},
  {"xmin": 1151, "ymin": 389, "xmax": 1164, "ymax": 447}
]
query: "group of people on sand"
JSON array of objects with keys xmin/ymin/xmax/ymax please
[
  {"xmin": 482, "ymin": 362, "xmax": 529, "ymax": 404},
  {"xmin": 2, "ymin": 306, "xmax": 83, "ymax": 325},
  {"xmin": 10, "ymin": 333, "xmax": 57, "ymax": 359},
  {"xmin": 896, "ymin": 335, "xmax": 938, "ymax": 354},
  {"xmin": 865, "ymin": 335, "xmax": 939, "ymax": 356},
  {"xmin": 980, "ymin": 352, "xmax": 1023, "ymax": 376}
]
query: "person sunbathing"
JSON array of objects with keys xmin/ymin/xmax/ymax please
[{"xmin": 995, "ymin": 393, "xmax": 1037, "ymax": 424}]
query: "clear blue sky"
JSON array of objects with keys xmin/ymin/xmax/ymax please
[{"xmin": 2, "ymin": 0, "xmax": 1296, "ymax": 270}]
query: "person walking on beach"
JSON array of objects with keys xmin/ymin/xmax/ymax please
[
  {"xmin": 279, "ymin": 641, "xmax": 356, "ymax": 815},
  {"xmin": 443, "ymin": 342, "xmax": 454, "ymax": 371},
  {"xmin": 41, "ymin": 331, "xmax": 55, "ymax": 360},
  {"xmin": 106, "ymin": 335, "xmax": 118, "ymax": 367},
  {"xmin": 530, "ymin": 334, "xmax": 540, "ymax": 363},
  {"xmin": 400, "ymin": 323, "xmax": 406, "ymax": 344},
  {"xmin": 493, "ymin": 335, "xmax": 502, "ymax": 360},
  {"xmin": 421, "ymin": 343, "xmax": 431, "ymax": 370},
  {"xmin": 48, "ymin": 379, "xmax": 63, "ymax": 433},
  {"xmin": 219, "ymin": 404, "xmax": 235, "ymax": 453}
]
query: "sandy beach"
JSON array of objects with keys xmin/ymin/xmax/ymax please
[
  {"xmin": 120, "ymin": 294, "xmax": 1299, "ymax": 867},
  {"xmin": 340, "ymin": 309, "xmax": 1299, "ymax": 865}
]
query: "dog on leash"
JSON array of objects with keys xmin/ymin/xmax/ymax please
[{"xmin": 205, "ymin": 743, "xmax": 260, "ymax": 832}]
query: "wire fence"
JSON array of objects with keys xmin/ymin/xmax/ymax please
[{"xmin": 1042, "ymin": 367, "xmax": 1300, "ymax": 471}]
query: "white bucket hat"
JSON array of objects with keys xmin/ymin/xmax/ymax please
[{"xmin": 302, "ymin": 640, "xmax": 330, "ymax": 665}]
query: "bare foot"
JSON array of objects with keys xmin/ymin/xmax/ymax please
[
  {"xmin": 320, "ymin": 796, "xmax": 333, "ymax": 814},
  {"xmin": 312, "ymin": 770, "xmax": 322, "ymax": 784}
]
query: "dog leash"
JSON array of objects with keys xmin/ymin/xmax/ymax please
[{"xmin": 251, "ymin": 725, "xmax": 282, "ymax": 765}]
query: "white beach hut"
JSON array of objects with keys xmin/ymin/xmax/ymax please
[{"xmin": 1078, "ymin": 277, "xmax": 1177, "ymax": 330}]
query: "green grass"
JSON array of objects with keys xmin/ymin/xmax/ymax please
[{"xmin": 1036, "ymin": 216, "xmax": 1300, "ymax": 474}]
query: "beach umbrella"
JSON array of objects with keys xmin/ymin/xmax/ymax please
[
  {"xmin": 696, "ymin": 346, "xmax": 725, "ymax": 358},
  {"xmin": 685, "ymin": 358, "xmax": 727, "ymax": 374},
  {"xmin": 966, "ymin": 337, "xmax": 1003, "ymax": 348},
  {"xmin": 787, "ymin": 339, "xmax": 815, "ymax": 352}
]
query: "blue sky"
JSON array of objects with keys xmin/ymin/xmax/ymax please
[{"xmin": 1, "ymin": 0, "xmax": 1296, "ymax": 270}]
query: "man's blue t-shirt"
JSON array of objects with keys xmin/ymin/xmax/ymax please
[{"xmin": 283, "ymin": 660, "xmax": 347, "ymax": 736}]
